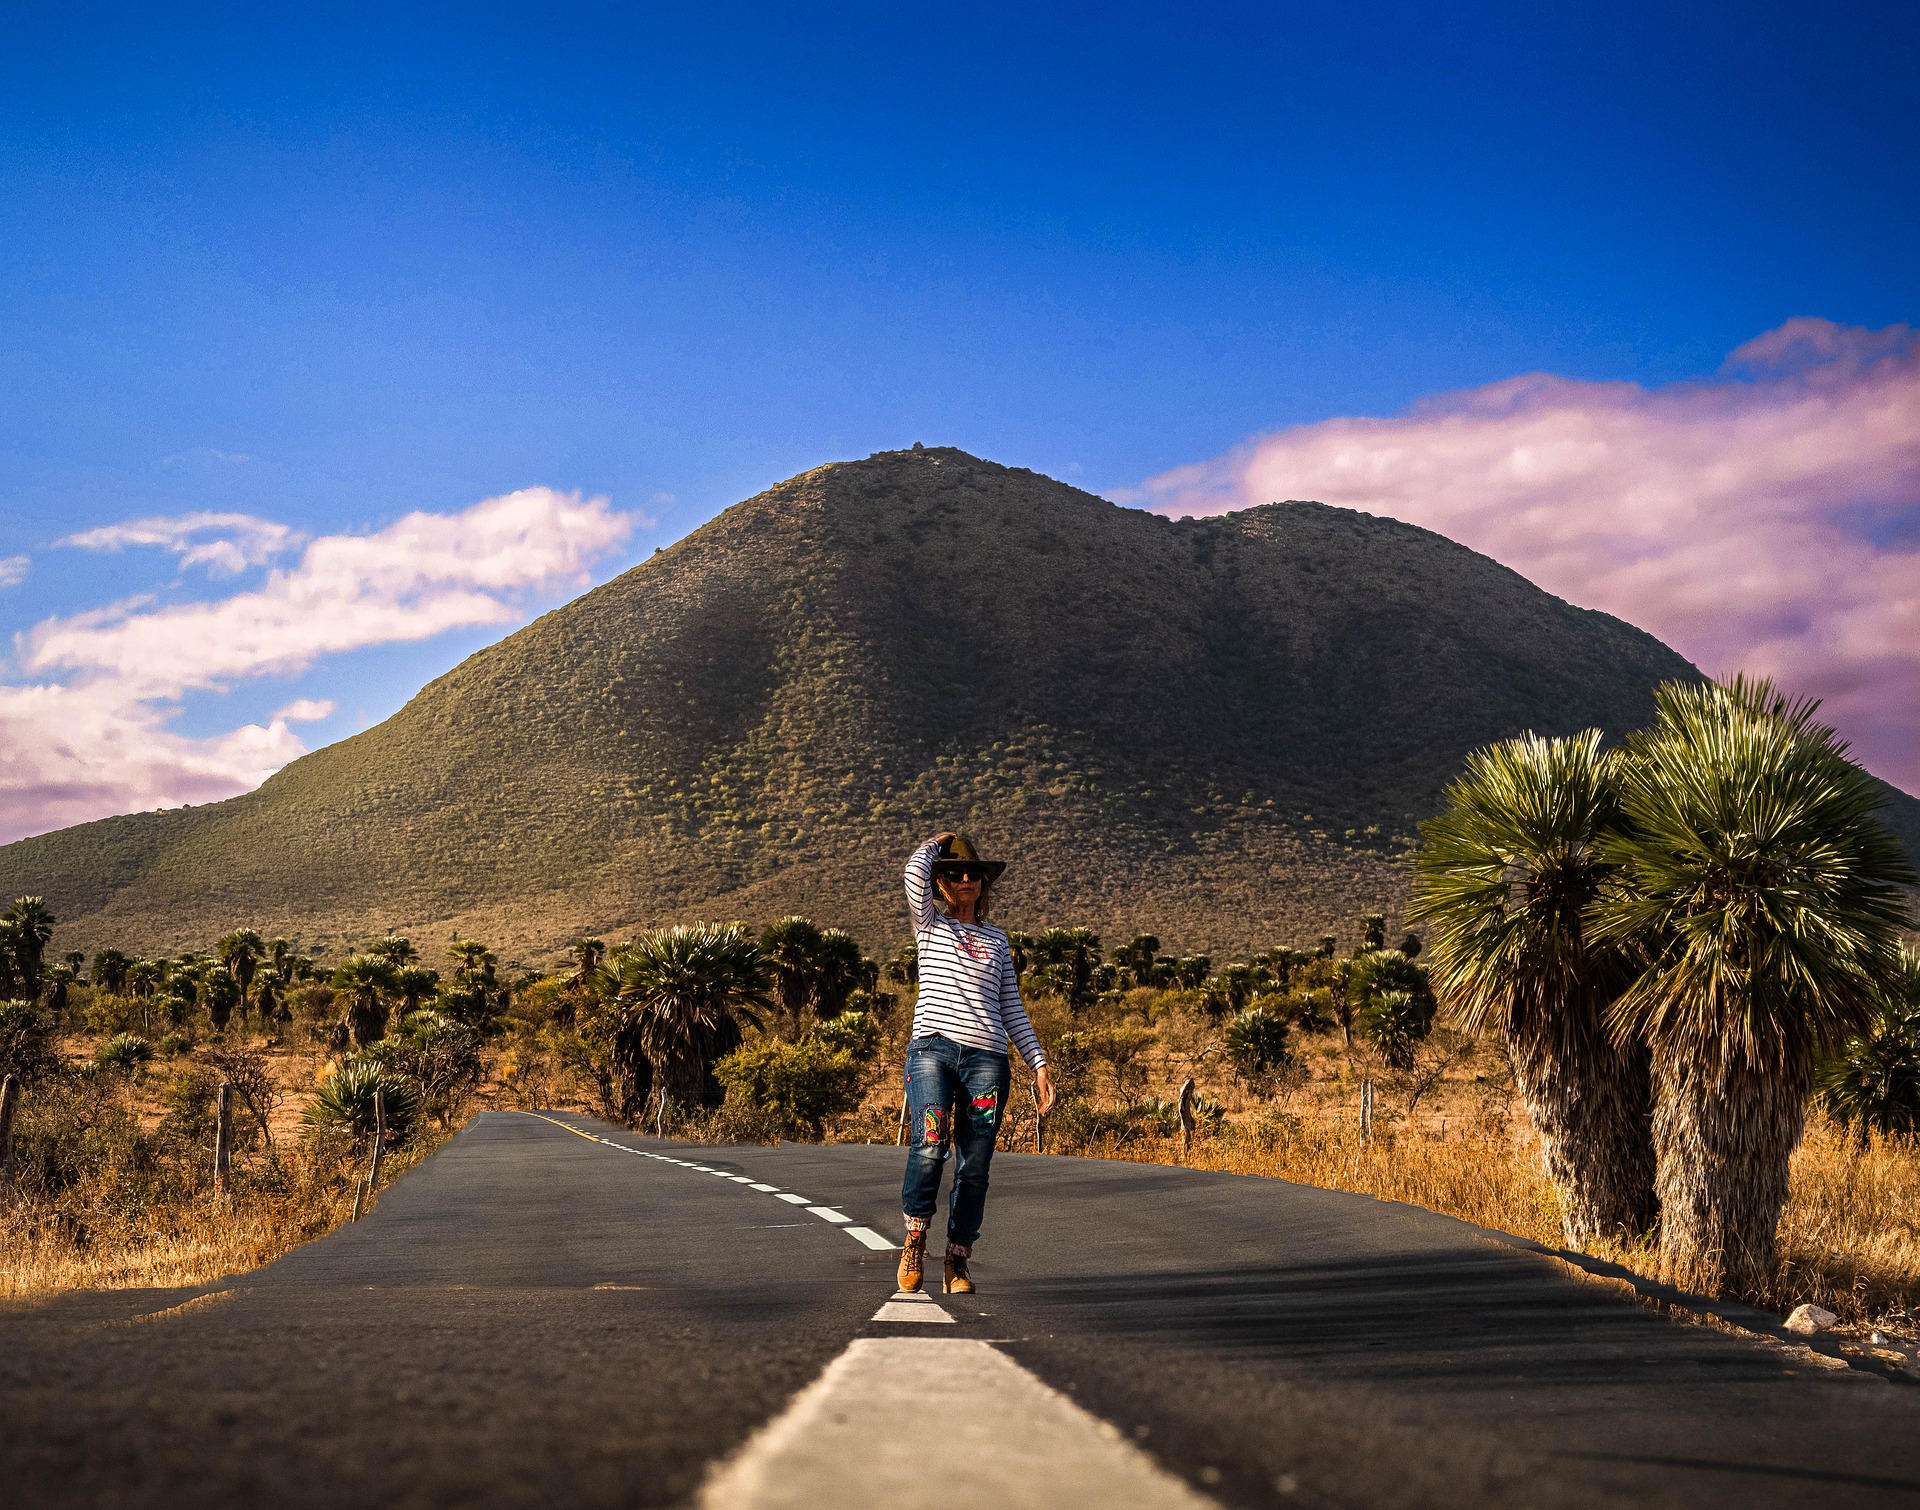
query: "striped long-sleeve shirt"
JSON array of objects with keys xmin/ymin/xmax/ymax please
[{"xmin": 904, "ymin": 840, "xmax": 1046, "ymax": 1069}]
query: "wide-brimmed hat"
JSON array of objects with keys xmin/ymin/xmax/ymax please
[{"xmin": 932, "ymin": 834, "xmax": 1006, "ymax": 882}]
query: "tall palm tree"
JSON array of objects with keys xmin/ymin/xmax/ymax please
[
  {"xmin": 391, "ymin": 965, "xmax": 441, "ymax": 1020},
  {"xmin": 760, "ymin": 916, "xmax": 826, "ymax": 1040},
  {"xmin": 4, "ymin": 897, "xmax": 55, "ymax": 998},
  {"xmin": 1817, "ymin": 949, "xmax": 1920, "ymax": 1140},
  {"xmin": 1593, "ymin": 677, "xmax": 1914, "ymax": 1294},
  {"xmin": 810, "ymin": 928, "xmax": 866, "ymax": 1020},
  {"xmin": 572, "ymin": 937, "xmax": 606, "ymax": 980},
  {"xmin": 331, "ymin": 955, "xmax": 399, "ymax": 1047},
  {"xmin": 610, "ymin": 924, "xmax": 770, "ymax": 1115},
  {"xmin": 218, "ymin": 929, "xmax": 265, "ymax": 1010},
  {"xmin": 1410, "ymin": 729, "xmax": 1655, "ymax": 1246}
]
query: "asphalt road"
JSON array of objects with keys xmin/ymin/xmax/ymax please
[{"xmin": 5, "ymin": 1109, "xmax": 1920, "ymax": 1508}]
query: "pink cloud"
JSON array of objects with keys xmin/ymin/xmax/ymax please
[
  {"xmin": 0, "ymin": 488, "xmax": 638, "ymax": 843},
  {"xmin": 1127, "ymin": 318, "xmax": 1920, "ymax": 795}
]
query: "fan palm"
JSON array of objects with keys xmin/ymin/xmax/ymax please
[
  {"xmin": 609, "ymin": 924, "xmax": 770, "ymax": 1114},
  {"xmin": 218, "ymin": 929, "xmax": 265, "ymax": 1006},
  {"xmin": 4, "ymin": 897, "xmax": 55, "ymax": 997},
  {"xmin": 1817, "ymin": 950, "xmax": 1920, "ymax": 1140},
  {"xmin": 1593, "ymin": 678, "xmax": 1914, "ymax": 1294},
  {"xmin": 331, "ymin": 955, "xmax": 399, "ymax": 1046},
  {"xmin": 1409, "ymin": 729, "xmax": 1655, "ymax": 1245},
  {"xmin": 760, "ymin": 916, "xmax": 825, "ymax": 1040}
]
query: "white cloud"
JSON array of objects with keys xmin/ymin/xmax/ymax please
[
  {"xmin": 1, "ymin": 488, "xmax": 636, "ymax": 843},
  {"xmin": 59, "ymin": 511, "xmax": 305, "ymax": 576},
  {"xmin": 271, "ymin": 698, "xmax": 336, "ymax": 723},
  {"xmin": 1129, "ymin": 318, "xmax": 1920, "ymax": 795},
  {"xmin": 0, "ymin": 557, "xmax": 27, "ymax": 589}
]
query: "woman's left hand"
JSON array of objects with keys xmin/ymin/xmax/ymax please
[{"xmin": 1033, "ymin": 1065, "xmax": 1056, "ymax": 1116}]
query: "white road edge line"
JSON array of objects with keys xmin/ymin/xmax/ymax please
[{"xmin": 698, "ymin": 1338, "xmax": 1219, "ymax": 1509}]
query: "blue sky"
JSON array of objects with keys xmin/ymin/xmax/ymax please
[{"xmin": 3, "ymin": 2, "xmax": 1917, "ymax": 836}]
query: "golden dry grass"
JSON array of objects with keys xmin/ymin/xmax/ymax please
[{"xmin": 1085, "ymin": 1113, "xmax": 1920, "ymax": 1332}]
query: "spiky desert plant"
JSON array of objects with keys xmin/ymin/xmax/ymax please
[
  {"xmin": 1817, "ymin": 950, "xmax": 1920, "ymax": 1141},
  {"xmin": 1593, "ymin": 677, "xmax": 1914, "ymax": 1294},
  {"xmin": 1410, "ymin": 729, "xmax": 1655, "ymax": 1246},
  {"xmin": 609, "ymin": 924, "xmax": 771, "ymax": 1115},
  {"xmin": 217, "ymin": 929, "xmax": 265, "ymax": 1005},
  {"xmin": 304, "ymin": 1060, "xmax": 419, "ymax": 1146},
  {"xmin": 1224, "ymin": 1006, "xmax": 1291, "ymax": 1079},
  {"xmin": 95, "ymin": 1033, "xmax": 154, "ymax": 1074}
]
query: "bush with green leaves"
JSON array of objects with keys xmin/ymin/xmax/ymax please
[
  {"xmin": 303, "ymin": 1060, "xmax": 420, "ymax": 1145},
  {"xmin": 1348, "ymin": 949, "xmax": 1436, "ymax": 1066},
  {"xmin": 810, "ymin": 1009, "xmax": 882, "ymax": 1064},
  {"xmin": 1818, "ymin": 951, "xmax": 1920, "ymax": 1140},
  {"xmin": 713, "ymin": 1037, "xmax": 863, "ymax": 1139},
  {"xmin": 360, "ymin": 1011, "xmax": 484, "ymax": 1124},
  {"xmin": 1224, "ymin": 1006, "xmax": 1292, "ymax": 1078}
]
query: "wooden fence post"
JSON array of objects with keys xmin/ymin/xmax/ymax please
[
  {"xmin": 0, "ymin": 1073, "xmax": 19, "ymax": 1193},
  {"xmin": 213, "ymin": 1081, "xmax": 233, "ymax": 1197},
  {"xmin": 350, "ymin": 1086, "xmax": 387, "ymax": 1222},
  {"xmin": 1177, "ymin": 1077, "xmax": 1196, "ymax": 1154},
  {"xmin": 1360, "ymin": 1078, "xmax": 1375, "ymax": 1144}
]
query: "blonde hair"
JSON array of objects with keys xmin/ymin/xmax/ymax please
[{"xmin": 933, "ymin": 871, "xmax": 994, "ymax": 924}]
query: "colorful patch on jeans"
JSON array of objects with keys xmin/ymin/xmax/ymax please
[
  {"xmin": 923, "ymin": 1105, "xmax": 948, "ymax": 1145},
  {"xmin": 970, "ymin": 1089, "xmax": 999, "ymax": 1123}
]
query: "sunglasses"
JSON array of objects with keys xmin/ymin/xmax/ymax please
[{"xmin": 940, "ymin": 865, "xmax": 991, "ymax": 883}]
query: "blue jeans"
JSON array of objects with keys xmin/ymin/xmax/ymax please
[{"xmin": 900, "ymin": 1035, "xmax": 1013, "ymax": 1248}]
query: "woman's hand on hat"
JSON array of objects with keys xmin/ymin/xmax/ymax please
[{"xmin": 932, "ymin": 831, "xmax": 957, "ymax": 848}]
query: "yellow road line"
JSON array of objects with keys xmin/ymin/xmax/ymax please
[{"xmin": 517, "ymin": 1110, "xmax": 604, "ymax": 1142}]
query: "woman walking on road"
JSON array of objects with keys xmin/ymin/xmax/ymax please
[{"xmin": 898, "ymin": 832, "xmax": 1055, "ymax": 1295}]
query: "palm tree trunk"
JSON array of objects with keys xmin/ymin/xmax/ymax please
[
  {"xmin": 1509, "ymin": 1022, "xmax": 1657, "ymax": 1247},
  {"xmin": 1651, "ymin": 1049, "xmax": 1809, "ymax": 1296}
]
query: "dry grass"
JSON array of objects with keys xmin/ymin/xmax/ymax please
[{"xmin": 1077, "ymin": 1112, "xmax": 1920, "ymax": 1334}]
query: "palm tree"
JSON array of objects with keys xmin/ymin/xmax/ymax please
[
  {"xmin": 609, "ymin": 924, "xmax": 770, "ymax": 1116},
  {"xmin": 1593, "ymin": 677, "xmax": 1914, "ymax": 1294},
  {"xmin": 331, "ymin": 955, "xmax": 399, "ymax": 1046},
  {"xmin": 811, "ymin": 929, "xmax": 866, "ymax": 1020},
  {"xmin": 391, "ymin": 965, "xmax": 441, "ymax": 1020},
  {"xmin": 571, "ymin": 937, "xmax": 606, "ymax": 980},
  {"xmin": 371, "ymin": 933, "xmax": 418, "ymax": 968},
  {"xmin": 91, "ymin": 948, "xmax": 129, "ymax": 996},
  {"xmin": 1410, "ymin": 729, "xmax": 1656, "ymax": 1246},
  {"xmin": 760, "ymin": 916, "xmax": 826, "ymax": 1040},
  {"xmin": 1818, "ymin": 949, "xmax": 1920, "ymax": 1140},
  {"xmin": 4, "ymin": 897, "xmax": 55, "ymax": 997},
  {"xmin": 218, "ymin": 929, "xmax": 265, "ymax": 1010}
]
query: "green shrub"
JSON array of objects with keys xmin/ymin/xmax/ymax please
[
  {"xmin": 360, "ymin": 1012, "xmax": 484, "ymax": 1125},
  {"xmin": 1225, "ymin": 1006, "xmax": 1291, "ymax": 1077},
  {"xmin": 303, "ymin": 1061, "xmax": 420, "ymax": 1145},
  {"xmin": 713, "ymin": 1038, "xmax": 862, "ymax": 1139},
  {"xmin": 83, "ymin": 992, "xmax": 144, "ymax": 1036},
  {"xmin": 810, "ymin": 1010, "xmax": 881, "ymax": 1064}
]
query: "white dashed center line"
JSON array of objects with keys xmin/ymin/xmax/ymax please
[
  {"xmin": 775, "ymin": 1192, "xmax": 812, "ymax": 1205},
  {"xmin": 749, "ymin": 1183, "xmax": 780, "ymax": 1192},
  {"xmin": 871, "ymin": 1290, "xmax": 955, "ymax": 1323},
  {"xmin": 806, "ymin": 1207, "xmax": 852, "ymax": 1224}
]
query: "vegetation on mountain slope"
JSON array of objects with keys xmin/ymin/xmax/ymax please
[{"xmin": 0, "ymin": 445, "xmax": 1798, "ymax": 964}]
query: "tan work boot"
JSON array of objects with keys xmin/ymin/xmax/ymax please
[
  {"xmin": 897, "ymin": 1227, "xmax": 927, "ymax": 1292},
  {"xmin": 943, "ymin": 1249, "xmax": 974, "ymax": 1295}
]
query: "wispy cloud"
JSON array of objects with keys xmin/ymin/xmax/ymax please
[
  {"xmin": 1, "ymin": 488, "xmax": 637, "ymax": 843},
  {"xmin": 59, "ymin": 511, "xmax": 305, "ymax": 576},
  {"xmin": 0, "ymin": 557, "xmax": 27, "ymax": 589},
  {"xmin": 1128, "ymin": 318, "xmax": 1920, "ymax": 795}
]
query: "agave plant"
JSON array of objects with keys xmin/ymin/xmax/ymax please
[
  {"xmin": 1817, "ymin": 951, "xmax": 1920, "ymax": 1140},
  {"xmin": 303, "ymin": 1060, "xmax": 420, "ymax": 1145},
  {"xmin": 1410, "ymin": 728, "xmax": 1655, "ymax": 1246},
  {"xmin": 1593, "ymin": 677, "xmax": 1914, "ymax": 1294}
]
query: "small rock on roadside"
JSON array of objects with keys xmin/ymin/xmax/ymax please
[
  {"xmin": 1871, "ymin": 1330, "xmax": 1891, "ymax": 1345},
  {"xmin": 1786, "ymin": 1303, "xmax": 1839, "ymax": 1335}
]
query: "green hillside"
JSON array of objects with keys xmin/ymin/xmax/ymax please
[{"xmin": 4, "ymin": 446, "xmax": 1913, "ymax": 963}]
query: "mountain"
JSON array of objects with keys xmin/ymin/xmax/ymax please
[{"xmin": 5, "ymin": 446, "xmax": 1915, "ymax": 966}]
